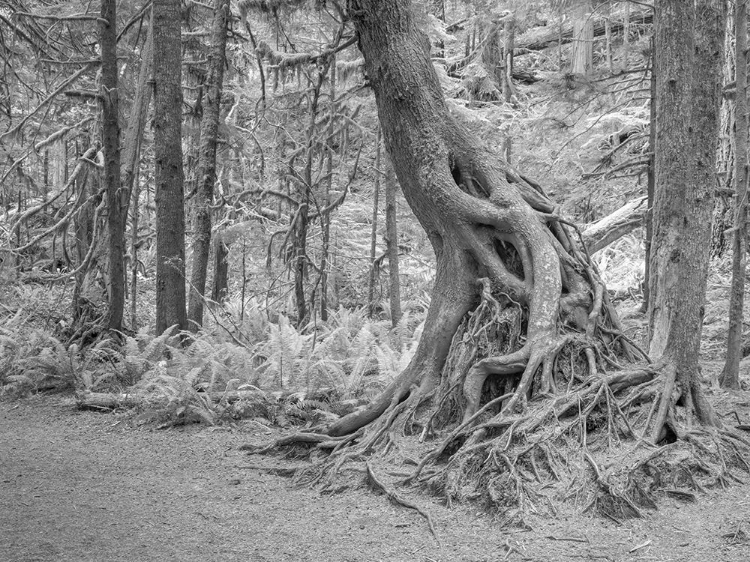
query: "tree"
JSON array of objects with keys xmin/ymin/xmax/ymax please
[
  {"xmin": 367, "ymin": 128, "xmax": 382, "ymax": 318},
  {"xmin": 721, "ymin": 0, "xmax": 747, "ymax": 390},
  {"xmin": 648, "ymin": 0, "xmax": 726, "ymax": 430},
  {"xmin": 571, "ymin": 0, "xmax": 593, "ymax": 76},
  {"xmin": 100, "ymin": 0, "xmax": 124, "ymax": 333},
  {"xmin": 153, "ymin": 0, "xmax": 187, "ymax": 334},
  {"xmin": 258, "ymin": 0, "xmax": 750, "ymax": 522},
  {"xmin": 187, "ymin": 0, "xmax": 230, "ymax": 331},
  {"xmin": 322, "ymin": 0, "xmax": 630, "ymax": 441}
]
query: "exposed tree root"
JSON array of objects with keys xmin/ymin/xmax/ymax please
[
  {"xmin": 248, "ymin": 278, "xmax": 750, "ymax": 526},
  {"xmin": 365, "ymin": 462, "xmax": 440, "ymax": 544},
  {"xmin": 242, "ymin": 53, "xmax": 749, "ymax": 522}
]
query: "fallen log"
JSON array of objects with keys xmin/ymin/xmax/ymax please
[
  {"xmin": 515, "ymin": 9, "xmax": 652, "ymax": 54},
  {"xmin": 581, "ymin": 195, "xmax": 647, "ymax": 255},
  {"xmin": 76, "ymin": 388, "xmax": 269, "ymax": 411}
]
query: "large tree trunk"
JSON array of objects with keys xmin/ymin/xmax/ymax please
[
  {"xmin": 187, "ymin": 0, "xmax": 229, "ymax": 331},
  {"xmin": 327, "ymin": 0, "xmax": 621, "ymax": 437},
  {"xmin": 648, "ymin": 0, "xmax": 726, "ymax": 431},
  {"xmin": 100, "ymin": 0, "xmax": 125, "ymax": 333},
  {"xmin": 153, "ymin": 0, "xmax": 187, "ymax": 334}
]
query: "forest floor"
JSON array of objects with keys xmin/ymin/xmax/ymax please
[{"xmin": 2, "ymin": 390, "xmax": 750, "ymax": 562}]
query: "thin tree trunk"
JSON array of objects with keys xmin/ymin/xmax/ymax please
[
  {"xmin": 384, "ymin": 153, "xmax": 401, "ymax": 329},
  {"xmin": 211, "ymin": 235, "xmax": 229, "ymax": 303},
  {"xmin": 121, "ymin": 26, "xmax": 153, "ymax": 216},
  {"xmin": 367, "ymin": 128, "xmax": 382, "ymax": 318},
  {"xmin": 721, "ymin": 0, "xmax": 747, "ymax": 390},
  {"xmin": 101, "ymin": 0, "xmax": 125, "ymax": 332},
  {"xmin": 130, "ymin": 164, "xmax": 141, "ymax": 330},
  {"xmin": 502, "ymin": 15, "xmax": 515, "ymax": 103},
  {"xmin": 122, "ymin": 24, "xmax": 153, "ymax": 330},
  {"xmin": 293, "ymin": 148, "xmax": 311, "ymax": 328},
  {"xmin": 623, "ymin": 2, "xmax": 630, "ymax": 70},
  {"xmin": 605, "ymin": 5, "xmax": 613, "ymax": 74},
  {"xmin": 187, "ymin": 0, "xmax": 230, "ymax": 331},
  {"xmin": 153, "ymin": 0, "xmax": 187, "ymax": 334},
  {"xmin": 320, "ymin": 56, "xmax": 336, "ymax": 323},
  {"xmin": 571, "ymin": 1, "xmax": 593, "ymax": 76}
]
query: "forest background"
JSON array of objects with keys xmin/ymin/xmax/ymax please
[{"xmin": 2, "ymin": 0, "xmax": 750, "ymax": 533}]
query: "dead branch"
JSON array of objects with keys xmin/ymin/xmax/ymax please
[{"xmin": 0, "ymin": 62, "xmax": 97, "ymax": 142}]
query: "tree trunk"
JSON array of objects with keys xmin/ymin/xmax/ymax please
[
  {"xmin": 649, "ymin": 0, "xmax": 726, "ymax": 430},
  {"xmin": 100, "ymin": 0, "xmax": 125, "ymax": 333},
  {"xmin": 326, "ymin": 0, "xmax": 624, "ymax": 438},
  {"xmin": 210, "ymin": 235, "xmax": 229, "ymax": 303},
  {"xmin": 502, "ymin": 15, "xmax": 515, "ymax": 103},
  {"xmin": 153, "ymin": 0, "xmax": 187, "ymax": 334},
  {"xmin": 721, "ymin": 0, "xmax": 747, "ymax": 390},
  {"xmin": 482, "ymin": 22, "xmax": 503, "ymax": 90},
  {"xmin": 623, "ymin": 1, "xmax": 630, "ymax": 70},
  {"xmin": 320, "ymin": 56, "xmax": 337, "ymax": 323},
  {"xmin": 122, "ymin": 27, "xmax": 154, "ymax": 331},
  {"xmin": 367, "ymin": 128, "xmax": 381, "ymax": 318},
  {"xmin": 121, "ymin": 25, "xmax": 153, "ymax": 219},
  {"xmin": 384, "ymin": 153, "xmax": 402, "ymax": 329},
  {"xmin": 187, "ymin": 0, "xmax": 229, "ymax": 331},
  {"xmin": 571, "ymin": 1, "xmax": 593, "ymax": 76}
]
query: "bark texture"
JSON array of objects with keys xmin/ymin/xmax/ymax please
[
  {"xmin": 571, "ymin": 1, "xmax": 593, "ymax": 76},
  {"xmin": 384, "ymin": 153, "xmax": 402, "ymax": 328},
  {"xmin": 187, "ymin": 0, "xmax": 230, "ymax": 331},
  {"xmin": 153, "ymin": 0, "xmax": 187, "ymax": 334},
  {"xmin": 649, "ymin": 0, "xmax": 726, "ymax": 427},
  {"xmin": 100, "ymin": 0, "xmax": 125, "ymax": 332}
]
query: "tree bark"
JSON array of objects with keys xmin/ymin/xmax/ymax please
[
  {"xmin": 121, "ymin": 26, "xmax": 153, "ymax": 219},
  {"xmin": 721, "ymin": 0, "xmax": 747, "ymax": 390},
  {"xmin": 581, "ymin": 195, "xmax": 647, "ymax": 255},
  {"xmin": 187, "ymin": 0, "xmax": 230, "ymax": 331},
  {"xmin": 210, "ymin": 235, "xmax": 229, "ymax": 303},
  {"xmin": 153, "ymin": 0, "xmax": 187, "ymax": 334},
  {"xmin": 571, "ymin": 1, "xmax": 593, "ymax": 76},
  {"xmin": 649, "ymin": 0, "xmax": 726, "ymax": 429},
  {"xmin": 384, "ymin": 153, "xmax": 402, "ymax": 328},
  {"xmin": 502, "ymin": 15, "xmax": 515, "ymax": 103},
  {"xmin": 367, "ymin": 128, "xmax": 381, "ymax": 318},
  {"xmin": 100, "ymin": 0, "xmax": 125, "ymax": 333}
]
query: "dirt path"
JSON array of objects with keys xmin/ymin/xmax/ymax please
[{"xmin": 1, "ymin": 395, "xmax": 749, "ymax": 561}]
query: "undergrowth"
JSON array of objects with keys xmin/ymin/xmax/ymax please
[{"xmin": 1, "ymin": 293, "xmax": 425, "ymax": 429}]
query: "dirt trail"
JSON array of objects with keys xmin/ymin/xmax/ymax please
[{"xmin": 1, "ymin": 395, "xmax": 749, "ymax": 562}]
